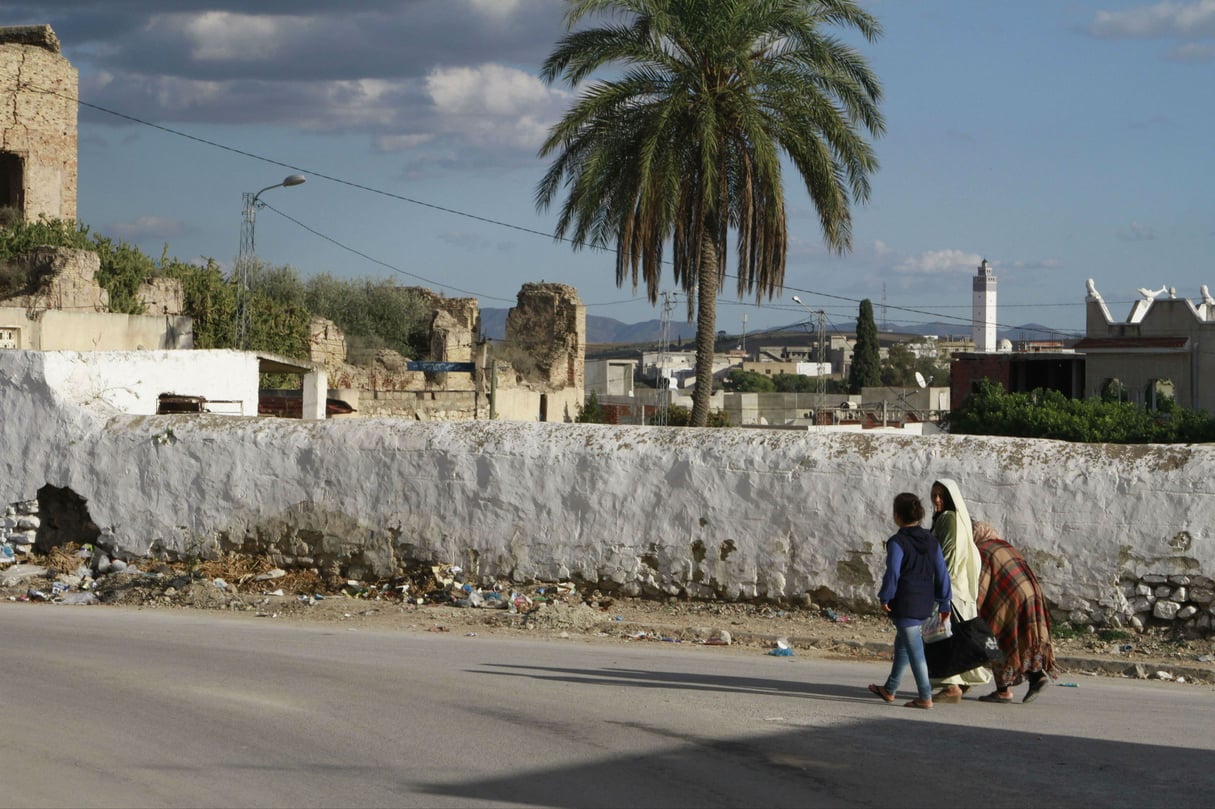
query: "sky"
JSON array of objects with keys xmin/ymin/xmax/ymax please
[{"xmin": 5, "ymin": 0, "xmax": 1213, "ymax": 342}]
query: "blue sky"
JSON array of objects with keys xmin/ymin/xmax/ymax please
[{"xmin": 6, "ymin": 1, "xmax": 1213, "ymax": 341}]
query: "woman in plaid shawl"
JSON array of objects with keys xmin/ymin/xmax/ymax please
[{"xmin": 973, "ymin": 520, "xmax": 1059, "ymax": 703}]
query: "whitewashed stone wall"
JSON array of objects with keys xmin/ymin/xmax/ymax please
[{"xmin": 1, "ymin": 351, "xmax": 1212, "ymax": 627}]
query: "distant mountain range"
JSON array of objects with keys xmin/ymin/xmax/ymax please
[
  {"xmin": 480, "ymin": 308, "xmax": 1079, "ymax": 346},
  {"xmin": 480, "ymin": 309, "xmax": 669, "ymax": 344}
]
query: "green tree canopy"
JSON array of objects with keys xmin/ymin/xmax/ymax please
[
  {"xmin": 304, "ymin": 275, "xmax": 431, "ymax": 363},
  {"xmin": 947, "ymin": 379, "xmax": 1215, "ymax": 443},
  {"xmin": 0, "ymin": 217, "xmax": 430, "ymax": 364},
  {"xmin": 537, "ymin": 0, "xmax": 884, "ymax": 425},
  {"xmin": 848, "ymin": 298, "xmax": 880, "ymax": 392},
  {"xmin": 0, "ymin": 218, "xmax": 153, "ymax": 313},
  {"xmin": 577, "ymin": 390, "xmax": 607, "ymax": 422},
  {"xmin": 724, "ymin": 368, "xmax": 776, "ymax": 392},
  {"xmin": 880, "ymin": 342, "xmax": 914, "ymax": 386},
  {"xmin": 771, "ymin": 372, "xmax": 816, "ymax": 392}
]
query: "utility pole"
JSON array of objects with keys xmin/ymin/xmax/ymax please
[
  {"xmin": 656, "ymin": 292, "xmax": 675, "ymax": 426},
  {"xmin": 234, "ymin": 174, "xmax": 306, "ymax": 350},
  {"xmin": 815, "ymin": 309, "xmax": 827, "ymax": 402},
  {"xmin": 792, "ymin": 295, "xmax": 828, "ymax": 426}
]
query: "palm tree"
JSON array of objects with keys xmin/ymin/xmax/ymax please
[{"xmin": 537, "ymin": 0, "xmax": 884, "ymax": 425}]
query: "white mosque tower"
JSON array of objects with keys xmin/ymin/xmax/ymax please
[{"xmin": 972, "ymin": 258, "xmax": 997, "ymax": 353}]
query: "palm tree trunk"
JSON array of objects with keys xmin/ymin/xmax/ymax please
[{"xmin": 691, "ymin": 230, "xmax": 721, "ymax": 427}]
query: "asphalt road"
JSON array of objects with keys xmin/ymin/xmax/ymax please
[{"xmin": 2, "ymin": 603, "xmax": 1211, "ymax": 808}]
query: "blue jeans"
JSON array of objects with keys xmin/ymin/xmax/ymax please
[{"xmin": 885, "ymin": 623, "xmax": 931, "ymax": 701}]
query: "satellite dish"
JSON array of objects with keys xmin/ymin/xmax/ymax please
[{"xmin": 915, "ymin": 371, "xmax": 927, "ymax": 389}]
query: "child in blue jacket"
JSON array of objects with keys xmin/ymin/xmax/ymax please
[{"xmin": 868, "ymin": 492, "xmax": 952, "ymax": 709}]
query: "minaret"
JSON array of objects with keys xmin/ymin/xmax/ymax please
[{"xmin": 972, "ymin": 259, "xmax": 996, "ymax": 352}]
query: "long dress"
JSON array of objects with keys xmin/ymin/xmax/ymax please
[
  {"xmin": 930, "ymin": 478, "xmax": 993, "ymax": 689},
  {"xmin": 973, "ymin": 521, "xmax": 1059, "ymax": 687}
]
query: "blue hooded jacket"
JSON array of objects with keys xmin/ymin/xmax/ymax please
[{"xmin": 878, "ymin": 525, "xmax": 952, "ymax": 627}]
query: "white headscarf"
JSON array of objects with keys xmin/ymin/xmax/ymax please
[
  {"xmin": 931, "ymin": 478, "xmax": 992, "ymax": 686},
  {"xmin": 932, "ymin": 478, "xmax": 980, "ymax": 614}
]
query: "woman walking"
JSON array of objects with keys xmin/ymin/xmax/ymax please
[
  {"xmin": 973, "ymin": 521, "xmax": 1059, "ymax": 703},
  {"xmin": 929, "ymin": 479, "xmax": 993, "ymax": 701}
]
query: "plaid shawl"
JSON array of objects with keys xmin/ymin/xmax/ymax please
[{"xmin": 974, "ymin": 521, "xmax": 1059, "ymax": 686}]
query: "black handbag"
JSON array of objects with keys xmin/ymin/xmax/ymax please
[{"xmin": 924, "ymin": 604, "xmax": 1003, "ymax": 679}]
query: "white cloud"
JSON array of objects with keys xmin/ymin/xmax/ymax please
[
  {"xmin": 1090, "ymin": 1, "xmax": 1215, "ymax": 39},
  {"xmin": 894, "ymin": 249, "xmax": 983, "ymax": 276},
  {"xmin": 169, "ymin": 11, "xmax": 311, "ymax": 62},
  {"xmin": 151, "ymin": 78, "xmax": 226, "ymax": 112},
  {"xmin": 426, "ymin": 63, "xmax": 570, "ymax": 149},
  {"xmin": 107, "ymin": 215, "xmax": 188, "ymax": 241},
  {"xmin": 466, "ymin": 0, "xmax": 525, "ymax": 19},
  {"xmin": 1007, "ymin": 258, "xmax": 1063, "ymax": 270},
  {"xmin": 428, "ymin": 64, "xmax": 550, "ymax": 117},
  {"xmin": 1170, "ymin": 40, "xmax": 1215, "ymax": 58},
  {"xmin": 375, "ymin": 133, "xmax": 435, "ymax": 152},
  {"xmin": 306, "ymin": 79, "xmax": 411, "ymax": 129}
]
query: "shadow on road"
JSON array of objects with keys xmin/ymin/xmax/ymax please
[
  {"xmin": 413, "ymin": 662, "xmax": 1214, "ymax": 808},
  {"xmin": 478, "ymin": 660, "xmax": 866, "ymax": 701}
]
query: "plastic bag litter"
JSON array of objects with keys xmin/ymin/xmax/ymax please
[
  {"xmin": 768, "ymin": 638, "xmax": 794, "ymax": 656},
  {"xmin": 921, "ymin": 612, "xmax": 952, "ymax": 644}
]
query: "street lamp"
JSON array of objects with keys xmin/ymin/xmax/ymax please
[
  {"xmin": 791, "ymin": 295, "xmax": 829, "ymax": 422},
  {"xmin": 234, "ymin": 174, "xmax": 307, "ymax": 349}
]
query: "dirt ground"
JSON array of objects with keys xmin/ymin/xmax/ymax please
[{"xmin": 4, "ymin": 546, "xmax": 1214, "ymax": 687}]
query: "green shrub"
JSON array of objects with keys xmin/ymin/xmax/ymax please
[{"xmin": 946, "ymin": 378, "xmax": 1215, "ymax": 443}]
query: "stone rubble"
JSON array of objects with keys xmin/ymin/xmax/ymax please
[
  {"xmin": 1061, "ymin": 572, "xmax": 1215, "ymax": 638},
  {"xmin": 3, "ymin": 520, "xmax": 1213, "ymax": 685}
]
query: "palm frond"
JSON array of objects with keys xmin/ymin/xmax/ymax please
[{"xmin": 536, "ymin": 0, "xmax": 884, "ymax": 423}]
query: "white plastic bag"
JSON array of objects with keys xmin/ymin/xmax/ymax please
[{"xmin": 921, "ymin": 612, "xmax": 952, "ymax": 644}]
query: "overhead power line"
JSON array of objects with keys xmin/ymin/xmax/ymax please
[{"xmin": 25, "ymin": 81, "xmax": 1089, "ymax": 337}]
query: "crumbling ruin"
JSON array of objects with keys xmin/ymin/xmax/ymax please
[
  {"xmin": 0, "ymin": 25, "xmax": 78, "ymax": 221},
  {"xmin": 504, "ymin": 282, "xmax": 586, "ymax": 390},
  {"xmin": 0, "ymin": 246, "xmax": 191, "ymax": 350},
  {"xmin": 0, "ymin": 247, "xmax": 191, "ymax": 350},
  {"xmin": 312, "ymin": 283, "xmax": 585, "ymax": 422}
]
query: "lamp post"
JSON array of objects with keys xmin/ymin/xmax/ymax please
[
  {"xmin": 234, "ymin": 174, "xmax": 306, "ymax": 349},
  {"xmin": 791, "ymin": 295, "xmax": 828, "ymax": 424}
]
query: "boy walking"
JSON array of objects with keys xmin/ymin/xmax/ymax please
[{"xmin": 868, "ymin": 492, "xmax": 952, "ymax": 709}]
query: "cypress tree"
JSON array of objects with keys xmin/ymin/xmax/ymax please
[{"xmin": 849, "ymin": 299, "xmax": 881, "ymax": 393}]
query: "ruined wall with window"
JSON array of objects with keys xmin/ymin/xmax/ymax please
[
  {"xmin": 310, "ymin": 290, "xmax": 483, "ymax": 420},
  {"xmin": 0, "ymin": 25, "xmax": 77, "ymax": 222},
  {"xmin": 312, "ymin": 283, "xmax": 586, "ymax": 423}
]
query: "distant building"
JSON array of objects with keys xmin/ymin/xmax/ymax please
[
  {"xmin": 950, "ymin": 350, "xmax": 1084, "ymax": 406},
  {"xmin": 639, "ymin": 349, "xmax": 740, "ymax": 389},
  {"xmin": 1075, "ymin": 279, "xmax": 1215, "ymax": 412},
  {"xmin": 586, "ymin": 358, "xmax": 636, "ymax": 397},
  {"xmin": 899, "ymin": 334, "xmax": 974, "ymax": 367},
  {"xmin": 741, "ymin": 360, "xmax": 832, "ymax": 378}
]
